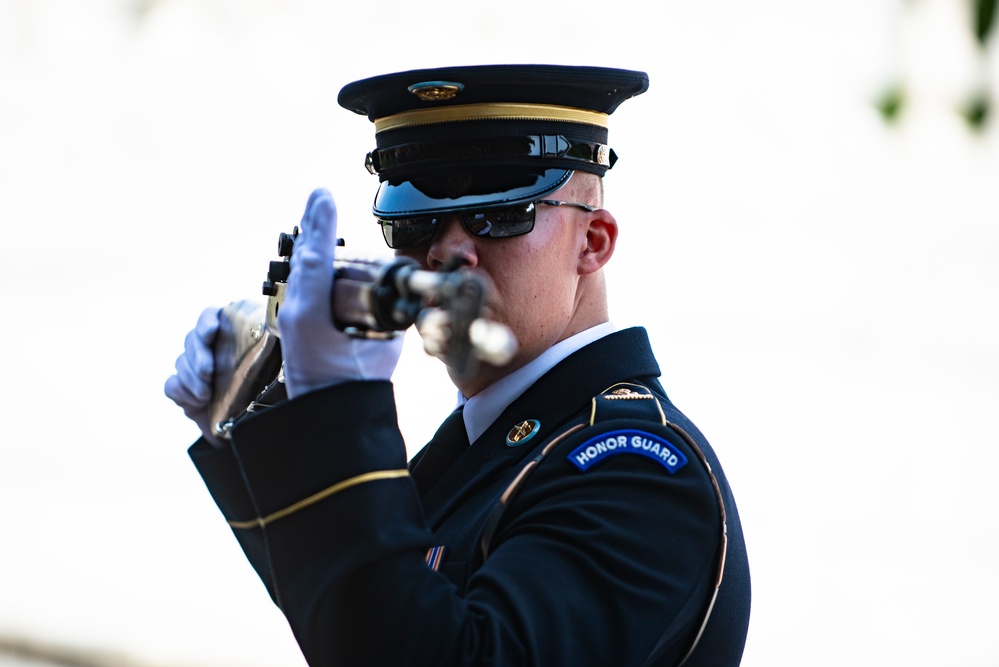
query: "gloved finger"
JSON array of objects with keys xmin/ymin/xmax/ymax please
[
  {"xmin": 349, "ymin": 335, "xmax": 406, "ymax": 380},
  {"xmin": 164, "ymin": 372, "xmax": 204, "ymax": 410},
  {"xmin": 283, "ymin": 189, "xmax": 338, "ymax": 328},
  {"xmin": 299, "ymin": 188, "xmax": 329, "ymax": 228},
  {"xmin": 193, "ymin": 305, "xmax": 221, "ymax": 342},
  {"xmin": 185, "ymin": 307, "xmax": 220, "ymax": 378},
  {"xmin": 165, "ymin": 306, "xmax": 218, "ymax": 407},
  {"xmin": 173, "ymin": 350, "xmax": 213, "ymax": 404},
  {"xmin": 165, "ymin": 370, "xmax": 222, "ymax": 446}
]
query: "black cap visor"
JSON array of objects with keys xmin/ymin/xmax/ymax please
[{"xmin": 373, "ymin": 168, "xmax": 572, "ymax": 218}]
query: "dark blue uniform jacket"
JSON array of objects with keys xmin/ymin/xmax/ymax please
[{"xmin": 190, "ymin": 327, "xmax": 751, "ymax": 666}]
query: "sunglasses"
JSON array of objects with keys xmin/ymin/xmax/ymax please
[{"xmin": 378, "ymin": 199, "xmax": 598, "ymax": 250}]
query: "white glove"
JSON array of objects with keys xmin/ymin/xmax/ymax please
[
  {"xmin": 279, "ymin": 188, "xmax": 404, "ymax": 399},
  {"xmin": 164, "ymin": 306, "xmax": 224, "ymax": 445}
]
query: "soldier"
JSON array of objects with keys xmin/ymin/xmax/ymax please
[{"xmin": 166, "ymin": 64, "xmax": 751, "ymax": 666}]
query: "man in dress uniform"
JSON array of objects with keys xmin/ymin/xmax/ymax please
[{"xmin": 165, "ymin": 64, "xmax": 751, "ymax": 666}]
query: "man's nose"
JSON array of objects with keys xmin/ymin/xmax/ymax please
[{"xmin": 427, "ymin": 216, "xmax": 478, "ymax": 270}]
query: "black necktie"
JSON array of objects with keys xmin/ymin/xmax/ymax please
[{"xmin": 411, "ymin": 407, "xmax": 469, "ymax": 496}]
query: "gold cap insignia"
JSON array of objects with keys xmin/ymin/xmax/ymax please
[
  {"xmin": 408, "ymin": 80, "xmax": 464, "ymax": 102},
  {"xmin": 506, "ymin": 419, "xmax": 541, "ymax": 447}
]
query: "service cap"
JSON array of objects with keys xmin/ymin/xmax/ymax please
[{"xmin": 337, "ymin": 64, "xmax": 649, "ymax": 218}]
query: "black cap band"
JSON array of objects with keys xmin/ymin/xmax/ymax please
[{"xmin": 366, "ymin": 136, "xmax": 615, "ymax": 178}]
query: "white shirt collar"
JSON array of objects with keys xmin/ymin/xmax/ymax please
[{"xmin": 458, "ymin": 322, "xmax": 617, "ymax": 444}]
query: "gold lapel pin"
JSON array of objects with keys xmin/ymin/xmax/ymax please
[{"xmin": 506, "ymin": 419, "xmax": 541, "ymax": 447}]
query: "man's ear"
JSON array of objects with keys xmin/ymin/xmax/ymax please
[{"xmin": 578, "ymin": 209, "xmax": 618, "ymax": 275}]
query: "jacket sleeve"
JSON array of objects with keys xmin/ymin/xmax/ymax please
[{"xmin": 189, "ymin": 381, "xmax": 724, "ymax": 667}]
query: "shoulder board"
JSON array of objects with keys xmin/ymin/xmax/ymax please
[
  {"xmin": 565, "ymin": 382, "xmax": 685, "ymax": 474},
  {"xmin": 589, "ymin": 382, "xmax": 667, "ymax": 425}
]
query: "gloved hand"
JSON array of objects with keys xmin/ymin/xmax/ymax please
[
  {"xmin": 164, "ymin": 306, "xmax": 224, "ymax": 446},
  {"xmin": 279, "ymin": 188, "xmax": 404, "ymax": 399}
]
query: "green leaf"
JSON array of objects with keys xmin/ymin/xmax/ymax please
[
  {"xmin": 875, "ymin": 84, "xmax": 906, "ymax": 123},
  {"xmin": 961, "ymin": 90, "xmax": 991, "ymax": 130},
  {"xmin": 974, "ymin": 0, "xmax": 996, "ymax": 47}
]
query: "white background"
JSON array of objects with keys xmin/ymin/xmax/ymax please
[{"xmin": 1, "ymin": 0, "xmax": 997, "ymax": 665}]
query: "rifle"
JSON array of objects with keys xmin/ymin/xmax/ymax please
[{"xmin": 208, "ymin": 228, "xmax": 516, "ymax": 440}]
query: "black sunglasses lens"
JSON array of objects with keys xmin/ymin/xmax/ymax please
[
  {"xmin": 380, "ymin": 203, "xmax": 536, "ymax": 248},
  {"xmin": 380, "ymin": 217, "xmax": 438, "ymax": 249},
  {"xmin": 462, "ymin": 203, "xmax": 536, "ymax": 238}
]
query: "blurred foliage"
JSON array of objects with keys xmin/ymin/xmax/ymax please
[
  {"xmin": 875, "ymin": 84, "xmax": 907, "ymax": 123},
  {"xmin": 967, "ymin": 0, "xmax": 994, "ymax": 130},
  {"xmin": 124, "ymin": 0, "xmax": 162, "ymax": 22},
  {"xmin": 961, "ymin": 89, "xmax": 992, "ymax": 129},
  {"xmin": 878, "ymin": 0, "xmax": 995, "ymax": 131},
  {"xmin": 974, "ymin": 0, "xmax": 996, "ymax": 46}
]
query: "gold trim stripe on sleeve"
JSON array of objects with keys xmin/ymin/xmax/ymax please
[
  {"xmin": 227, "ymin": 469, "xmax": 410, "ymax": 530},
  {"xmin": 374, "ymin": 103, "xmax": 610, "ymax": 133}
]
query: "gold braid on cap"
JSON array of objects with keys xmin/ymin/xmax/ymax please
[{"xmin": 374, "ymin": 103, "xmax": 610, "ymax": 133}]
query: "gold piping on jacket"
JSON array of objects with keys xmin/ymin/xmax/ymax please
[{"xmin": 498, "ymin": 423, "xmax": 586, "ymax": 505}]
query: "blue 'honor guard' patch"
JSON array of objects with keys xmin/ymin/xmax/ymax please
[{"xmin": 568, "ymin": 430, "xmax": 688, "ymax": 474}]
